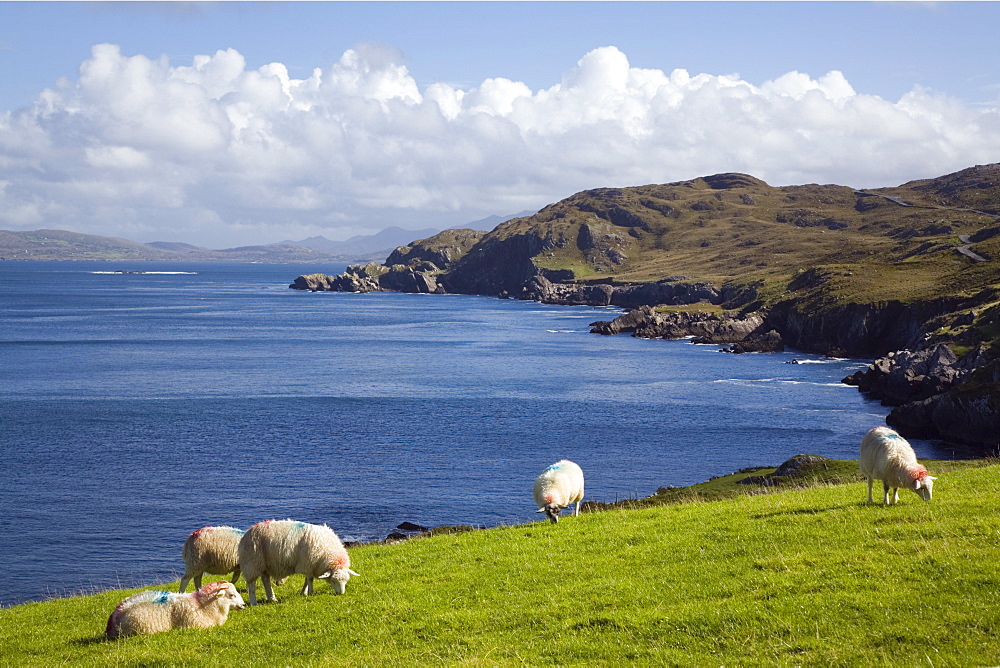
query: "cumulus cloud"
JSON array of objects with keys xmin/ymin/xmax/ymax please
[{"xmin": 1, "ymin": 44, "xmax": 999, "ymax": 247}]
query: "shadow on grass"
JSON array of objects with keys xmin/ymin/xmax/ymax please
[
  {"xmin": 751, "ymin": 504, "xmax": 855, "ymax": 519},
  {"xmin": 69, "ymin": 635, "xmax": 110, "ymax": 646}
]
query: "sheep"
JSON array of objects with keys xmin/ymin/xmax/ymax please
[
  {"xmin": 105, "ymin": 581, "xmax": 245, "ymax": 639},
  {"xmin": 179, "ymin": 525, "xmax": 245, "ymax": 593},
  {"xmin": 860, "ymin": 426, "xmax": 936, "ymax": 505},
  {"xmin": 238, "ymin": 519, "xmax": 359, "ymax": 605},
  {"xmin": 534, "ymin": 459, "xmax": 585, "ymax": 523}
]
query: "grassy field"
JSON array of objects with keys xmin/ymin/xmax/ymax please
[{"xmin": 3, "ymin": 461, "xmax": 999, "ymax": 666}]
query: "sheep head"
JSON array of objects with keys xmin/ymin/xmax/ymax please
[
  {"xmin": 911, "ymin": 473, "xmax": 936, "ymax": 501},
  {"xmin": 538, "ymin": 503, "xmax": 564, "ymax": 523},
  {"xmin": 319, "ymin": 567, "xmax": 359, "ymax": 595},
  {"xmin": 198, "ymin": 581, "xmax": 246, "ymax": 611}
]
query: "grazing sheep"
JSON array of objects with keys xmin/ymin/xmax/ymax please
[
  {"xmin": 105, "ymin": 581, "xmax": 245, "ymax": 639},
  {"xmin": 179, "ymin": 525, "xmax": 245, "ymax": 593},
  {"xmin": 238, "ymin": 519, "xmax": 359, "ymax": 605},
  {"xmin": 534, "ymin": 459, "xmax": 585, "ymax": 523},
  {"xmin": 860, "ymin": 426, "xmax": 937, "ymax": 505}
]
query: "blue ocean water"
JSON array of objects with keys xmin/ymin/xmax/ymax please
[{"xmin": 0, "ymin": 260, "xmax": 957, "ymax": 607}]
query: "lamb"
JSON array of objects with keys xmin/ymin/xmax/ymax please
[
  {"xmin": 105, "ymin": 581, "xmax": 245, "ymax": 639},
  {"xmin": 533, "ymin": 459, "xmax": 585, "ymax": 523},
  {"xmin": 860, "ymin": 426, "xmax": 936, "ymax": 505},
  {"xmin": 179, "ymin": 525, "xmax": 245, "ymax": 593},
  {"xmin": 238, "ymin": 519, "xmax": 359, "ymax": 605}
]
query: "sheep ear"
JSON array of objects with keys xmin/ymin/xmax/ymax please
[
  {"xmin": 348, "ymin": 569, "xmax": 360, "ymax": 577},
  {"xmin": 928, "ymin": 476, "xmax": 937, "ymax": 480},
  {"xmin": 535, "ymin": 508, "xmax": 545, "ymax": 513},
  {"xmin": 318, "ymin": 571, "xmax": 332, "ymax": 579},
  {"xmin": 914, "ymin": 479, "xmax": 923, "ymax": 489}
]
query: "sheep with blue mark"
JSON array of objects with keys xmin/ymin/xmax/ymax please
[
  {"xmin": 238, "ymin": 519, "xmax": 359, "ymax": 605},
  {"xmin": 179, "ymin": 525, "xmax": 245, "ymax": 593},
  {"xmin": 105, "ymin": 581, "xmax": 245, "ymax": 638},
  {"xmin": 860, "ymin": 426, "xmax": 936, "ymax": 504},
  {"xmin": 534, "ymin": 459, "xmax": 585, "ymax": 523}
]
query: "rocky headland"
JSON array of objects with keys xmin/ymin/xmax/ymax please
[{"xmin": 292, "ymin": 164, "xmax": 1000, "ymax": 452}]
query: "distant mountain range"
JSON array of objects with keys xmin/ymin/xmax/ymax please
[
  {"xmin": 276, "ymin": 212, "xmax": 536, "ymax": 258},
  {"xmin": 0, "ymin": 211, "xmax": 535, "ymax": 263}
]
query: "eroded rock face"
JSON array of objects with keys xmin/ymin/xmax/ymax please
[
  {"xmin": 843, "ymin": 344, "xmax": 992, "ymax": 404},
  {"xmin": 589, "ymin": 307, "xmax": 776, "ymax": 351},
  {"xmin": 843, "ymin": 343, "xmax": 1000, "ymax": 451},
  {"xmin": 290, "ymin": 272, "xmax": 381, "ymax": 292},
  {"xmin": 887, "ymin": 380, "xmax": 1000, "ymax": 449}
]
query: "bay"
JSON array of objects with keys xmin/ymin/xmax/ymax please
[{"xmin": 0, "ymin": 260, "xmax": 957, "ymax": 607}]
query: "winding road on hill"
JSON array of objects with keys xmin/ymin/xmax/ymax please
[
  {"xmin": 855, "ymin": 190, "xmax": 994, "ymax": 263},
  {"xmin": 957, "ymin": 235, "xmax": 989, "ymax": 262}
]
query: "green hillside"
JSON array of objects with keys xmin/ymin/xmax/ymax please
[
  {"xmin": 3, "ymin": 461, "xmax": 998, "ymax": 666},
  {"xmin": 448, "ymin": 165, "xmax": 1000, "ymax": 303}
]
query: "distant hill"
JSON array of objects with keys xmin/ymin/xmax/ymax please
[
  {"xmin": 278, "ymin": 212, "xmax": 537, "ymax": 261},
  {"xmin": 277, "ymin": 227, "xmax": 443, "ymax": 261},
  {"xmin": 0, "ymin": 229, "xmax": 351, "ymax": 263},
  {"xmin": 0, "ymin": 211, "xmax": 539, "ymax": 263}
]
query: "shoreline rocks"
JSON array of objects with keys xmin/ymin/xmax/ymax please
[
  {"xmin": 843, "ymin": 343, "xmax": 1000, "ymax": 451},
  {"xmin": 589, "ymin": 306, "xmax": 784, "ymax": 352}
]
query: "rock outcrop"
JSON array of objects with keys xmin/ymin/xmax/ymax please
[
  {"xmin": 841, "ymin": 344, "xmax": 989, "ymax": 405},
  {"xmin": 842, "ymin": 343, "xmax": 1000, "ymax": 450},
  {"xmin": 589, "ymin": 306, "xmax": 782, "ymax": 352}
]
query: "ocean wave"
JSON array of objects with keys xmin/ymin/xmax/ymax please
[
  {"xmin": 89, "ymin": 271, "xmax": 197, "ymax": 275},
  {"xmin": 714, "ymin": 378, "xmax": 850, "ymax": 388},
  {"xmin": 788, "ymin": 358, "xmax": 849, "ymax": 364}
]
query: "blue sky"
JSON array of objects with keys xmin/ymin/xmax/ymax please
[{"xmin": 1, "ymin": 1, "xmax": 999, "ymax": 247}]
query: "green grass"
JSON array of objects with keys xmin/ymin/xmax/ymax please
[{"xmin": 4, "ymin": 463, "xmax": 1000, "ymax": 665}]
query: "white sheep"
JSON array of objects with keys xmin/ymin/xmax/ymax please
[
  {"xmin": 105, "ymin": 581, "xmax": 245, "ymax": 639},
  {"xmin": 238, "ymin": 519, "xmax": 359, "ymax": 605},
  {"xmin": 179, "ymin": 525, "xmax": 245, "ymax": 593},
  {"xmin": 860, "ymin": 426, "xmax": 936, "ymax": 505},
  {"xmin": 534, "ymin": 459, "xmax": 585, "ymax": 523}
]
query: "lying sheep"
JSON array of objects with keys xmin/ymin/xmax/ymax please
[
  {"xmin": 238, "ymin": 519, "xmax": 359, "ymax": 605},
  {"xmin": 534, "ymin": 459, "xmax": 585, "ymax": 523},
  {"xmin": 860, "ymin": 426, "xmax": 936, "ymax": 505},
  {"xmin": 179, "ymin": 525, "xmax": 245, "ymax": 593},
  {"xmin": 105, "ymin": 581, "xmax": 245, "ymax": 639}
]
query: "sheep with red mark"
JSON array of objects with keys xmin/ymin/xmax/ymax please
[
  {"xmin": 860, "ymin": 426, "xmax": 937, "ymax": 505},
  {"xmin": 179, "ymin": 525, "xmax": 245, "ymax": 593},
  {"xmin": 105, "ymin": 581, "xmax": 245, "ymax": 638},
  {"xmin": 533, "ymin": 459, "xmax": 585, "ymax": 523},
  {"xmin": 238, "ymin": 519, "xmax": 359, "ymax": 605}
]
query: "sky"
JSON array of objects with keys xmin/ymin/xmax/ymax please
[{"xmin": 1, "ymin": 2, "xmax": 999, "ymax": 249}]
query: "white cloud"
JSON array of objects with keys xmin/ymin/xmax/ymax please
[{"xmin": 1, "ymin": 43, "xmax": 998, "ymax": 247}]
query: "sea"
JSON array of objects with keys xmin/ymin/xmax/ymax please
[{"xmin": 0, "ymin": 260, "xmax": 961, "ymax": 607}]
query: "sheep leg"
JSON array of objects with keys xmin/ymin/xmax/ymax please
[
  {"xmin": 230, "ymin": 567, "xmax": 241, "ymax": 586},
  {"xmin": 882, "ymin": 481, "xmax": 891, "ymax": 505},
  {"xmin": 866, "ymin": 478, "xmax": 874, "ymax": 504},
  {"xmin": 247, "ymin": 579, "xmax": 259, "ymax": 606},
  {"xmin": 194, "ymin": 574, "xmax": 203, "ymax": 590},
  {"xmin": 573, "ymin": 500, "xmax": 581, "ymax": 517},
  {"xmin": 302, "ymin": 576, "xmax": 314, "ymax": 596},
  {"xmin": 891, "ymin": 487, "xmax": 900, "ymax": 505},
  {"xmin": 178, "ymin": 574, "xmax": 191, "ymax": 594},
  {"xmin": 261, "ymin": 574, "xmax": 277, "ymax": 602}
]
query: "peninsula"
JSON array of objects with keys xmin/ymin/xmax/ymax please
[{"xmin": 293, "ymin": 164, "xmax": 1000, "ymax": 451}]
